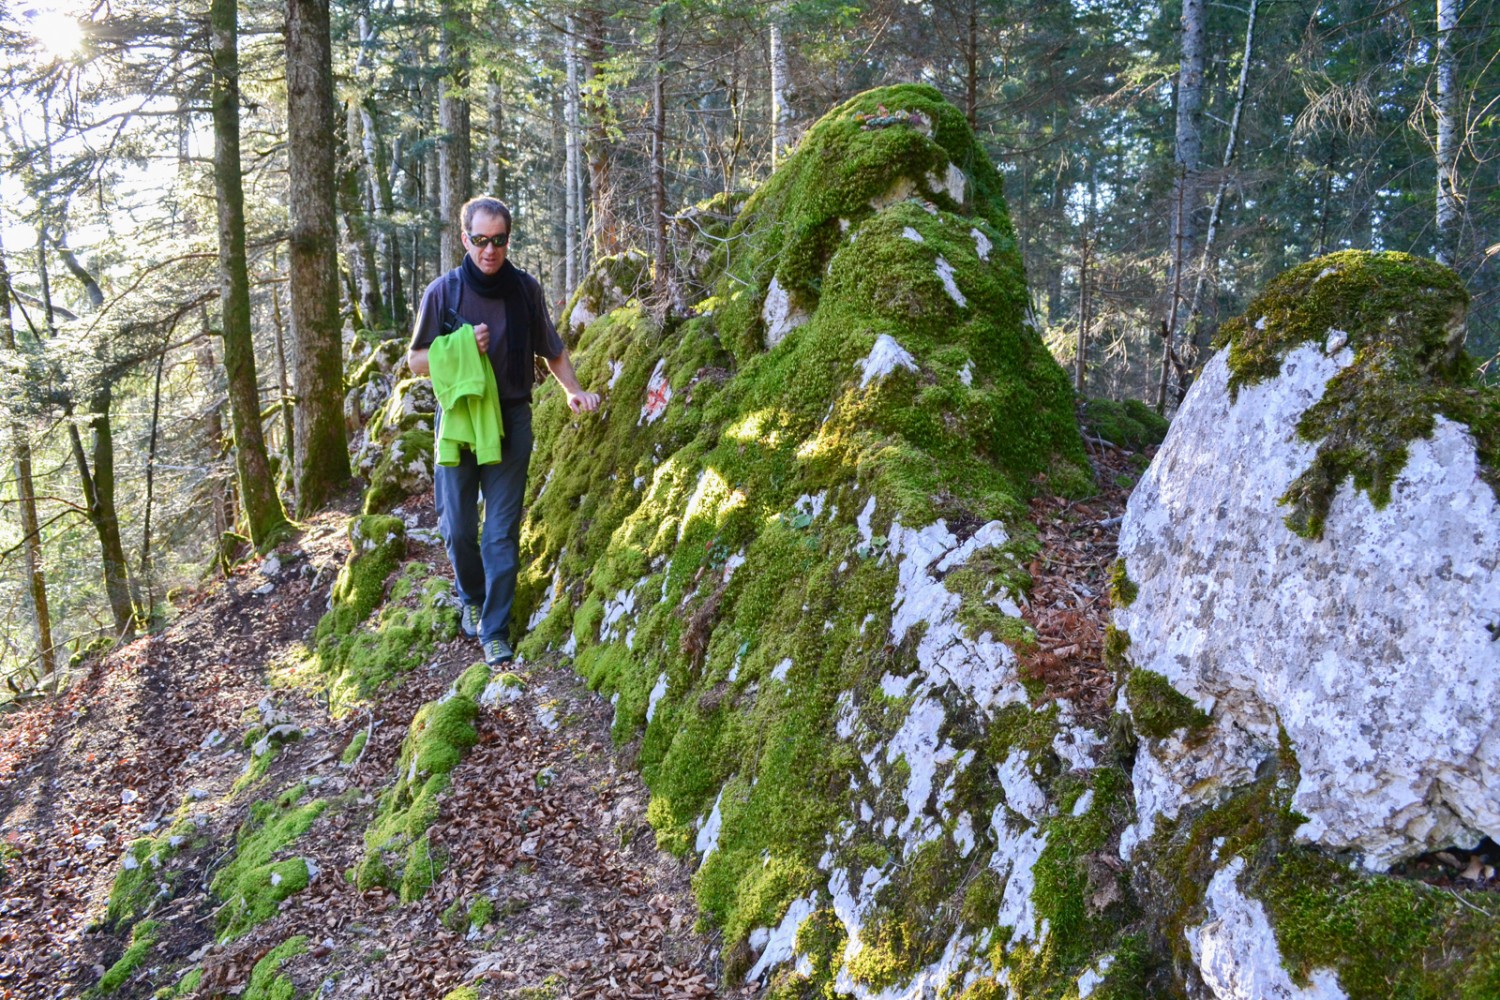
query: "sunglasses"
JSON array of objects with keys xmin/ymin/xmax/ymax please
[{"xmin": 467, "ymin": 231, "xmax": 510, "ymax": 248}]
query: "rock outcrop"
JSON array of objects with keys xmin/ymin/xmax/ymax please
[
  {"xmin": 1114, "ymin": 251, "xmax": 1500, "ymax": 999},
  {"xmin": 518, "ymin": 85, "xmax": 1113, "ymax": 998}
]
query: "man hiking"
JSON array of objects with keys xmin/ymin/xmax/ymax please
[{"xmin": 407, "ymin": 196, "xmax": 600, "ymax": 667}]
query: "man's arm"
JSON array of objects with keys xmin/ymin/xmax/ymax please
[{"xmin": 545, "ymin": 349, "xmax": 600, "ymax": 413}]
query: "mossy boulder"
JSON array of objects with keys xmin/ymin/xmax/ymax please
[
  {"xmin": 709, "ymin": 84, "xmax": 1016, "ymax": 363},
  {"xmin": 513, "ymin": 86, "xmax": 1114, "ymax": 996},
  {"xmin": 1080, "ymin": 397, "xmax": 1169, "ymax": 451},
  {"xmin": 562, "ymin": 249, "xmax": 652, "ymax": 336},
  {"xmin": 1117, "ymin": 250, "xmax": 1500, "ymax": 867},
  {"xmin": 362, "ymin": 428, "xmax": 435, "ymax": 514}
]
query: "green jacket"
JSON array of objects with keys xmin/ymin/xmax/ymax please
[{"xmin": 428, "ymin": 324, "xmax": 503, "ymax": 465}]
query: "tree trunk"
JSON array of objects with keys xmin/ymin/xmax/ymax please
[
  {"xmin": 1159, "ymin": 0, "xmax": 1205, "ymax": 411},
  {"xmin": 438, "ymin": 5, "xmax": 472, "ymax": 273},
  {"xmin": 487, "ymin": 74, "xmax": 507, "ymax": 201},
  {"xmin": 564, "ymin": 14, "xmax": 581, "ymax": 297},
  {"xmin": 341, "ymin": 100, "xmax": 388, "ymax": 330},
  {"xmin": 212, "ymin": 0, "xmax": 292, "ymax": 550},
  {"xmin": 769, "ymin": 12, "xmax": 794, "ymax": 164},
  {"xmin": 582, "ymin": 7, "xmax": 621, "ymax": 257},
  {"xmin": 286, "ymin": 0, "xmax": 351, "ymax": 515},
  {"xmin": 964, "ymin": 0, "xmax": 979, "ymax": 128},
  {"xmin": 1434, "ymin": 0, "xmax": 1461, "ymax": 267},
  {"xmin": 0, "ymin": 219, "xmax": 54, "ymax": 681},
  {"xmin": 1187, "ymin": 0, "xmax": 1258, "ymax": 358},
  {"xmin": 651, "ymin": 11, "xmax": 670, "ymax": 304}
]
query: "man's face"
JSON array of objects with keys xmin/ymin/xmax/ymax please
[{"xmin": 463, "ymin": 210, "xmax": 509, "ymax": 275}]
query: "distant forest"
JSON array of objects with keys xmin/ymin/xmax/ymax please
[{"xmin": 0, "ymin": 0, "xmax": 1495, "ymax": 691}]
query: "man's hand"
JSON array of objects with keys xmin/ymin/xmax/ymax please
[
  {"xmin": 473, "ymin": 322, "xmax": 490, "ymax": 352},
  {"xmin": 566, "ymin": 390, "xmax": 601, "ymax": 414}
]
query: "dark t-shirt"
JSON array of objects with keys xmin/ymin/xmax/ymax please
[{"xmin": 408, "ymin": 266, "xmax": 565, "ymax": 402}]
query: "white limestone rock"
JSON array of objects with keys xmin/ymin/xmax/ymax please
[
  {"xmin": 1188, "ymin": 859, "xmax": 1348, "ymax": 1000},
  {"xmin": 1116, "ymin": 345, "xmax": 1500, "ymax": 866}
]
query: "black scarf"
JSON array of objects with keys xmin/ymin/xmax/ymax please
[{"xmin": 459, "ymin": 256, "xmax": 533, "ymax": 390}]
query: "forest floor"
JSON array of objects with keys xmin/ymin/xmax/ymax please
[{"xmin": 0, "ymin": 443, "xmax": 1149, "ymax": 1000}]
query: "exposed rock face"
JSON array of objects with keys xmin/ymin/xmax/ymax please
[{"xmin": 1115, "ymin": 252, "xmax": 1500, "ymax": 868}]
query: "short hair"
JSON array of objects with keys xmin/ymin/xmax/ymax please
[{"xmin": 461, "ymin": 196, "xmax": 511, "ymax": 233}]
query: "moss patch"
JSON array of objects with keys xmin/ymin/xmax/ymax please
[
  {"xmin": 243, "ymin": 936, "xmax": 307, "ymax": 1000},
  {"xmin": 1080, "ymin": 398, "xmax": 1169, "ymax": 451},
  {"xmin": 1134, "ymin": 732, "xmax": 1500, "ymax": 1000},
  {"xmin": 313, "ymin": 550, "xmax": 460, "ymax": 715},
  {"xmin": 211, "ymin": 783, "xmax": 327, "ymax": 941},
  {"xmin": 96, "ymin": 919, "xmax": 159, "ymax": 994},
  {"xmin": 1220, "ymin": 250, "xmax": 1497, "ymax": 539},
  {"xmin": 355, "ymin": 662, "xmax": 489, "ymax": 900},
  {"xmin": 1123, "ymin": 670, "xmax": 1209, "ymax": 740}
]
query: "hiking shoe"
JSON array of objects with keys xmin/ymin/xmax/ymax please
[
  {"xmin": 460, "ymin": 604, "xmax": 480, "ymax": 638},
  {"xmin": 483, "ymin": 638, "xmax": 514, "ymax": 668}
]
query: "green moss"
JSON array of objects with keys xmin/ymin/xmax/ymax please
[
  {"xmin": 362, "ymin": 428, "xmax": 435, "ymax": 514},
  {"xmin": 315, "ymin": 557, "xmax": 460, "ymax": 714},
  {"xmin": 97, "ymin": 919, "xmax": 159, "ymax": 994},
  {"xmin": 1108, "ymin": 559, "xmax": 1137, "ymax": 608},
  {"xmin": 1002, "ymin": 768, "xmax": 1134, "ymax": 996},
  {"xmin": 1123, "ymin": 669, "xmax": 1210, "ymax": 740},
  {"xmin": 440, "ymin": 987, "xmax": 481, "ymax": 1000},
  {"xmin": 1080, "ymin": 398, "xmax": 1169, "ymax": 451},
  {"xmin": 312, "ymin": 516, "xmax": 407, "ymax": 685},
  {"xmin": 211, "ymin": 784, "xmax": 327, "ymax": 940},
  {"xmin": 107, "ymin": 835, "xmax": 179, "ymax": 927},
  {"xmin": 1102, "ymin": 624, "xmax": 1131, "ymax": 677},
  {"xmin": 155, "ymin": 967, "xmax": 203, "ymax": 999},
  {"xmin": 356, "ymin": 662, "xmax": 488, "ymax": 899},
  {"xmin": 1221, "ymin": 250, "xmax": 1496, "ymax": 539},
  {"xmin": 341, "ymin": 728, "xmax": 369, "ymax": 764},
  {"xmin": 1133, "ymin": 731, "xmax": 1500, "ymax": 1000},
  {"xmin": 243, "ymin": 935, "xmax": 307, "ymax": 1000}
]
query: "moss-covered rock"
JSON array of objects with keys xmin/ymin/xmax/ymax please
[
  {"xmin": 562, "ymin": 249, "xmax": 652, "ymax": 336},
  {"xmin": 1220, "ymin": 250, "xmax": 1494, "ymax": 540},
  {"xmin": 210, "ymin": 783, "xmax": 327, "ymax": 941},
  {"xmin": 362, "ymin": 428, "xmax": 435, "ymax": 514},
  {"xmin": 242, "ymin": 936, "xmax": 307, "ymax": 1000},
  {"xmin": 96, "ymin": 919, "xmax": 159, "ymax": 994},
  {"xmin": 355, "ymin": 662, "xmax": 489, "ymax": 900},
  {"xmin": 512, "ymin": 86, "xmax": 1106, "ymax": 994},
  {"xmin": 310, "ymin": 518, "xmax": 467, "ymax": 714},
  {"xmin": 1080, "ymin": 397, "xmax": 1169, "ymax": 451}
]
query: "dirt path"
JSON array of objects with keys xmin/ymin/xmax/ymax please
[{"xmin": 0, "ymin": 495, "xmax": 738, "ymax": 1000}]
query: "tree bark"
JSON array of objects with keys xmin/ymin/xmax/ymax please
[
  {"xmin": 582, "ymin": 7, "xmax": 621, "ymax": 257},
  {"xmin": 564, "ymin": 14, "xmax": 581, "ymax": 297},
  {"xmin": 286, "ymin": 0, "xmax": 351, "ymax": 515},
  {"xmin": 0, "ymin": 219, "xmax": 54, "ymax": 681},
  {"xmin": 1159, "ymin": 0, "xmax": 1205, "ymax": 411},
  {"xmin": 651, "ymin": 11, "xmax": 670, "ymax": 304},
  {"xmin": 438, "ymin": 5, "xmax": 472, "ymax": 273},
  {"xmin": 212, "ymin": 0, "xmax": 292, "ymax": 549},
  {"xmin": 1187, "ymin": 0, "xmax": 1258, "ymax": 356},
  {"xmin": 769, "ymin": 11, "xmax": 794, "ymax": 164},
  {"xmin": 1434, "ymin": 0, "xmax": 1461, "ymax": 267},
  {"xmin": 341, "ymin": 100, "xmax": 388, "ymax": 330}
]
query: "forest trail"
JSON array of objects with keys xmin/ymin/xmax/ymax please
[
  {"xmin": 0, "ymin": 441, "xmax": 1142, "ymax": 1000},
  {"xmin": 0, "ymin": 490, "xmax": 739, "ymax": 1000}
]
